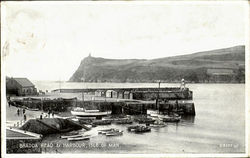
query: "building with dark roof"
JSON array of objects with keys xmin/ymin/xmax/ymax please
[{"xmin": 6, "ymin": 78, "xmax": 37, "ymax": 96}]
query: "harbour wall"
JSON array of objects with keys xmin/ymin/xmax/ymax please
[
  {"xmin": 10, "ymin": 99, "xmax": 195, "ymax": 116},
  {"xmin": 51, "ymin": 87, "xmax": 193, "ymax": 100},
  {"xmin": 132, "ymin": 90, "xmax": 192, "ymax": 100}
]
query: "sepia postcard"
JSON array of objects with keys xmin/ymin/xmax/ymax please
[{"xmin": 1, "ymin": 1, "xmax": 249, "ymax": 158}]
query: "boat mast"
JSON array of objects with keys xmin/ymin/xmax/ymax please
[
  {"xmin": 156, "ymin": 80, "xmax": 161, "ymax": 114},
  {"xmin": 82, "ymin": 90, "xmax": 84, "ymax": 107},
  {"xmin": 81, "ymin": 77, "xmax": 85, "ymax": 107}
]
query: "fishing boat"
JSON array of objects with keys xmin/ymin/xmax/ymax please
[
  {"xmin": 71, "ymin": 107, "xmax": 112, "ymax": 117},
  {"xmin": 106, "ymin": 130, "xmax": 123, "ymax": 136}
]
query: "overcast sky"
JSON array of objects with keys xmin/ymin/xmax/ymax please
[{"xmin": 2, "ymin": 2, "xmax": 248, "ymax": 81}]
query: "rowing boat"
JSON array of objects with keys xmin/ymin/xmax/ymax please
[{"xmin": 67, "ymin": 136, "xmax": 90, "ymax": 141}]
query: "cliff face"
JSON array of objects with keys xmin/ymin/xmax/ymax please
[{"xmin": 69, "ymin": 45, "xmax": 245, "ymax": 83}]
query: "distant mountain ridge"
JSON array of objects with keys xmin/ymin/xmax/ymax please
[{"xmin": 69, "ymin": 45, "xmax": 245, "ymax": 83}]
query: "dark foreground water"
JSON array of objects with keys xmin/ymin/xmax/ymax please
[{"xmin": 34, "ymin": 82, "xmax": 245, "ymax": 154}]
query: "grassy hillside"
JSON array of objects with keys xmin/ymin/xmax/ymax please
[{"xmin": 69, "ymin": 45, "xmax": 245, "ymax": 83}]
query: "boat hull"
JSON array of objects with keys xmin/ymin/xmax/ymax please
[
  {"xmin": 150, "ymin": 124, "xmax": 166, "ymax": 128},
  {"xmin": 162, "ymin": 118, "xmax": 180, "ymax": 122},
  {"xmin": 71, "ymin": 110, "xmax": 112, "ymax": 117},
  {"xmin": 60, "ymin": 134, "xmax": 82, "ymax": 139},
  {"xmin": 67, "ymin": 137, "xmax": 90, "ymax": 141},
  {"xmin": 106, "ymin": 131, "xmax": 123, "ymax": 136}
]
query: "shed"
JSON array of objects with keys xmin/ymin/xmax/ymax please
[
  {"xmin": 6, "ymin": 78, "xmax": 37, "ymax": 96},
  {"xmin": 124, "ymin": 91, "xmax": 129, "ymax": 99}
]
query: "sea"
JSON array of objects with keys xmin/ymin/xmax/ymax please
[{"xmin": 32, "ymin": 81, "xmax": 245, "ymax": 154}]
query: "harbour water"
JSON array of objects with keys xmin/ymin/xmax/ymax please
[{"xmin": 33, "ymin": 81, "xmax": 245, "ymax": 153}]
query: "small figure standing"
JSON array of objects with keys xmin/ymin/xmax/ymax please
[
  {"xmin": 180, "ymin": 78, "xmax": 186, "ymax": 90},
  {"xmin": 7, "ymin": 97, "xmax": 10, "ymax": 107},
  {"xmin": 24, "ymin": 114, "xmax": 27, "ymax": 122},
  {"xmin": 7, "ymin": 96, "xmax": 10, "ymax": 107},
  {"xmin": 40, "ymin": 113, "xmax": 43, "ymax": 120},
  {"xmin": 176, "ymin": 100, "xmax": 179, "ymax": 111},
  {"xmin": 52, "ymin": 111, "xmax": 54, "ymax": 118},
  {"xmin": 17, "ymin": 109, "xmax": 20, "ymax": 116},
  {"xmin": 23, "ymin": 108, "xmax": 26, "ymax": 115},
  {"xmin": 48, "ymin": 109, "xmax": 52, "ymax": 118}
]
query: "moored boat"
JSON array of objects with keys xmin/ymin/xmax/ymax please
[
  {"xmin": 138, "ymin": 119, "xmax": 155, "ymax": 124},
  {"xmin": 135, "ymin": 117, "xmax": 155, "ymax": 124},
  {"xmin": 115, "ymin": 119, "xmax": 133, "ymax": 124},
  {"xmin": 147, "ymin": 109, "xmax": 168, "ymax": 119},
  {"xmin": 67, "ymin": 134, "xmax": 91, "ymax": 141},
  {"xmin": 134, "ymin": 126, "xmax": 151, "ymax": 133},
  {"xmin": 150, "ymin": 123, "xmax": 166, "ymax": 128},
  {"xmin": 71, "ymin": 107, "xmax": 111, "ymax": 117},
  {"xmin": 162, "ymin": 117, "xmax": 180, "ymax": 122},
  {"xmin": 127, "ymin": 125, "xmax": 140, "ymax": 131},
  {"xmin": 98, "ymin": 128, "xmax": 116, "ymax": 134},
  {"xmin": 106, "ymin": 130, "xmax": 123, "ymax": 136},
  {"xmin": 147, "ymin": 109, "xmax": 181, "ymax": 122},
  {"xmin": 67, "ymin": 136, "xmax": 90, "ymax": 141},
  {"xmin": 149, "ymin": 119, "xmax": 166, "ymax": 128},
  {"xmin": 60, "ymin": 134, "xmax": 83, "ymax": 139},
  {"xmin": 128, "ymin": 125, "xmax": 151, "ymax": 133}
]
